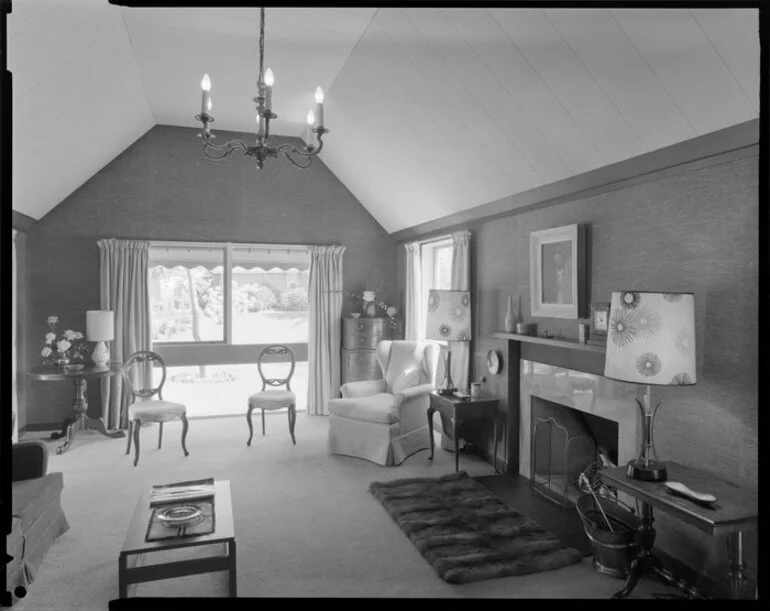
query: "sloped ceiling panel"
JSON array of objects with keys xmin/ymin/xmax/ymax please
[
  {"xmin": 9, "ymin": 0, "xmax": 154, "ymax": 220},
  {"xmin": 321, "ymin": 8, "xmax": 759, "ymax": 233},
  {"xmin": 9, "ymin": 6, "xmax": 759, "ymax": 231},
  {"xmin": 121, "ymin": 7, "xmax": 376, "ymax": 138}
]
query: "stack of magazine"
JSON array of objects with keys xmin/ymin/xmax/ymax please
[{"xmin": 149, "ymin": 477, "xmax": 215, "ymax": 507}]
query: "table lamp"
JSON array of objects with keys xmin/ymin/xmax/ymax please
[
  {"xmin": 86, "ymin": 310, "xmax": 114, "ymax": 369},
  {"xmin": 603, "ymin": 291, "xmax": 696, "ymax": 481},
  {"xmin": 425, "ymin": 289, "xmax": 471, "ymax": 396}
]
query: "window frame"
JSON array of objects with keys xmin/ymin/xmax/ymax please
[{"xmin": 149, "ymin": 240, "xmax": 311, "ymax": 366}]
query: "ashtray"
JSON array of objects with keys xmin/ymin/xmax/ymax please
[
  {"xmin": 156, "ymin": 504, "xmax": 203, "ymax": 528},
  {"xmin": 63, "ymin": 364, "xmax": 85, "ymax": 371},
  {"xmin": 351, "ymin": 313, "xmax": 361, "ymax": 319}
]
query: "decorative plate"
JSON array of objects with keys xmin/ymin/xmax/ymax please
[
  {"xmin": 63, "ymin": 364, "xmax": 85, "ymax": 371},
  {"xmin": 156, "ymin": 504, "xmax": 203, "ymax": 528},
  {"xmin": 486, "ymin": 350, "xmax": 503, "ymax": 375}
]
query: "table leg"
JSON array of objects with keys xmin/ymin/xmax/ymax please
[
  {"xmin": 613, "ymin": 501, "xmax": 656, "ymax": 599},
  {"xmin": 54, "ymin": 413, "xmax": 82, "ymax": 455},
  {"xmin": 493, "ymin": 418, "xmax": 499, "ymax": 473},
  {"xmin": 229, "ymin": 539, "xmax": 238, "ymax": 597},
  {"xmin": 454, "ymin": 418, "xmax": 462, "ymax": 473},
  {"xmin": 118, "ymin": 554, "xmax": 127, "ymax": 599},
  {"xmin": 427, "ymin": 407, "xmax": 436, "ymax": 461},
  {"xmin": 84, "ymin": 416, "xmax": 126, "ymax": 439},
  {"xmin": 727, "ymin": 531, "xmax": 749, "ymax": 599}
]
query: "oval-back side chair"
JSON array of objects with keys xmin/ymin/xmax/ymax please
[
  {"xmin": 247, "ymin": 345, "xmax": 297, "ymax": 446},
  {"xmin": 123, "ymin": 350, "xmax": 189, "ymax": 467}
]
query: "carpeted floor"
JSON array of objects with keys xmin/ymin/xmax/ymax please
[
  {"xmin": 369, "ymin": 472, "xmax": 583, "ymax": 584},
  {"xmin": 13, "ymin": 414, "xmax": 679, "ymax": 607}
]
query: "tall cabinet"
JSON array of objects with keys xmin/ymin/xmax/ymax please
[{"xmin": 341, "ymin": 317, "xmax": 404, "ymax": 385}]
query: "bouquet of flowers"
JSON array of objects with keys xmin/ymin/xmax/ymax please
[
  {"xmin": 346, "ymin": 289, "xmax": 398, "ymax": 324},
  {"xmin": 41, "ymin": 316, "xmax": 88, "ymax": 365}
]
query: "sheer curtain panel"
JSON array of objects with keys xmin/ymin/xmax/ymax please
[
  {"xmin": 450, "ymin": 230, "xmax": 471, "ymax": 391},
  {"xmin": 404, "ymin": 241, "xmax": 423, "ymax": 341},
  {"xmin": 307, "ymin": 245, "xmax": 346, "ymax": 416},
  {"xmin": 98, "ymin": 239, "xmax": 152, "ymax": 429}
]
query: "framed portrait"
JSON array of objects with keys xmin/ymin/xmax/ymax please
[{"xmin": 529, "ymin": 224, "xmax": 585, "ymax": 319}]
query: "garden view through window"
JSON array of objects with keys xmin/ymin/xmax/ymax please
[{"xmin": 148, "ymin": 242, "xmax": 309, "ymax": 418}]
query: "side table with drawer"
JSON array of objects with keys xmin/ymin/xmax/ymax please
[{"xmin": 341, "ymin": 317, "xmax": 403, "ymax": 385}]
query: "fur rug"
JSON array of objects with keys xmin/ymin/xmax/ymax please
[{"xmin": 369, "ymin": 471, "xmax": 583, "ymax": 585}]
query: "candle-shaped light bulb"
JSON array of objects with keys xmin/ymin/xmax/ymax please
[
  {"xmin": 315, "ymin": 86, "xmax": 324, "ymax": 128},
  {"xmin": 264, "ymin": 68, "xmax": 274, "ymax": 109},
  {"xmin": 201, "ymin": 73, "xmax": 211, "ymax": 116},
  {"xmin": 305, "ymin": 110, "xmax": 316, "ymax": 148}
]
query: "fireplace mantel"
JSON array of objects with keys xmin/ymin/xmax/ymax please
[{"xmin": 492, "ymin": 331, "xmax": 605, "ymax": 354}]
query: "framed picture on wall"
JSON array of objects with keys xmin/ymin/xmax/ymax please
[{"xmin": 529, "ymin": 224, "xmax": 585, "ymax": 319}]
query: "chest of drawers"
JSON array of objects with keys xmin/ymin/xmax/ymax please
[{"xmin": 341, "ymin": 317, "xmax": 404, "ymax": 384}]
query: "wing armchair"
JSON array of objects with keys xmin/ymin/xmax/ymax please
[{"xmin": 327, "ymin": 340, "xmax": 441, "ymax": 466}]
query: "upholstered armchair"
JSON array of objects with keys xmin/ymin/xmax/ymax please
[{"xmin": 327, "ymin": 340, "xmax": 441, "ymax": 466}]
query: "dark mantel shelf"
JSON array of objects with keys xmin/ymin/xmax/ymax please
[{"xmin": 491, "ymin": 331, "xmax": 606, "ymax": 354}]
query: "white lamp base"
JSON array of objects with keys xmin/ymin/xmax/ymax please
[{"xmin": 91, "ymin": 341, "xmax": 110, "ymax": 369}]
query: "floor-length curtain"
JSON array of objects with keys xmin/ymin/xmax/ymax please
[
  {"xmin": 307, "ymin": 245, "xmax": 346, "ymax": 416},
  {"xmin": 11, "ymin": 229, "xmax": 19, "ymax": 443},
  {"xmin": 404, "ymin": 241, "xmax": 423, "ymax": 341},
  {"xmin": 98, "ymin": 239, "xmax": 152, "ymax": 429},
  {"xmin": 450, "ymin": 230, "xmax": 471, "ymax": 391}
]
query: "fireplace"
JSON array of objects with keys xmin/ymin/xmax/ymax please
[
  {"xmin": 530, "ymin": 396, "xmax": 619, "ymax": 507},
  {"xmin": 517, "ymin": 359, "xmax": 641, "ymax": 482}
]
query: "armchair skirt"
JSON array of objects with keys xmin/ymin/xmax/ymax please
[{"xmin": 328, "ymin": 405, "xmax": 431, "ymax": 466}]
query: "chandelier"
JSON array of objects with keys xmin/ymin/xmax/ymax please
[{"xmin": 194, "ymin": 7, "xmax": 329, "ymax": 170}]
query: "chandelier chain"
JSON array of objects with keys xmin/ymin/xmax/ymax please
[{"xmin": 258, "ymin": 7, "xmax": 265, "ymax": 86}]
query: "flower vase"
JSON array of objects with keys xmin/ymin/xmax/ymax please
[
  {"xmin": 504, "ymin": 296, "xmax": 515, "ymax": 332},
  {"xmin": 54, "ymin": 354, "xmax": 71, "ymax": 368},
  {"xmin": 363, "ymin": 302, "xmax": 377, "ymax": 317}
]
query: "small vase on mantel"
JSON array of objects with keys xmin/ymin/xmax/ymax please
[{"xmin": 504, "ymin": 295, "xmax": 515, "ymax": 332}]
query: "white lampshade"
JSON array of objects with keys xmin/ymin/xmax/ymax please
[
  {"xmin": 424, "ymin": 290, "xmax": 472, "ymax": 342},
  {"xmin": 603, "ymin": 291, "xmax": 696, "ymax": 386},
  {"xmin": 86, "ymin": 310, "xmax": 114, "ymax": 342}
]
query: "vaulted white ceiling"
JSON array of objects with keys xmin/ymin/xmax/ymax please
[{"xmin": 9, "ymin": 3, "xmax": 760, "ymax": 232}]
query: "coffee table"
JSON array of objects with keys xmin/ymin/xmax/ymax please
[{"xmin": 119, "ymin": 480, "xmax": 236, "ymax": 598}]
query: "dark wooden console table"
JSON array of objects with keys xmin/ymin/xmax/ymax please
[
  {"xmin": 27, "ymin": 363, "xmax": 125, "ymax": 454},
  {"xmin": 601, "ymin": 461, "xmax": 757, "ymax": 600},
  {"xmin": 428, "ymin": 391, "xmax": 500, "ymax": 474}
]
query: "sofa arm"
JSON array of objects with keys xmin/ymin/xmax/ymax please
[
  {"xmin": 12, "ymin": 440, "xmax": 49, "ymax": 482},
  {"xmin": 394, "ymin": 383, "xmax": 435, "ymax": 406},
  {"xmin": 341, "ymin": 378, "xmax": 386, "ymax": 398}
]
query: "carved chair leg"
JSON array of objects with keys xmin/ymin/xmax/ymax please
[
  {"xmin": 261, "ymin": 408, "xmax": 266, "ymax": 436},
  {"xmin": 126, "ymin": 420, "xmax": 133, "ymax": 455},
  {"xmin": 180, "ymin": 414, "xmax": 190, "ymax": 457},
  {"xmin": 288, "ymin": 404, "xmax": 296, "ymax": 445},
  {"xmin": 133, "ymin": 419, "xmax": 141, "ymax": 467},
  {"xmin": 158, "ymin": 421, "xmax": 164, "ymax": 449},
  {"xmin": 246, "ymin": 405, "xmax": 255, "ymax": 447}
]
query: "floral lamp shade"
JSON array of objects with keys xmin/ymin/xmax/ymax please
[
  {"xmin": 425, "ymin": 290, "xmax": 472, "ymax": 342},
  {"xmin": 604, "ymin": 291, "xmax": 696, "ymax": 386}
]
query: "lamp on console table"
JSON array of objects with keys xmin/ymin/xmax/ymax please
[
  {"xmin": 603, "ymin": 291, "xmax": 696, "ymax": 482},
  {"xmin": 424, "ymin": 289, "xmax": 471, "ymax": 396},
  {"xmin": 86, "ymin": 310, "xmax": 114, "ymax": 370}
]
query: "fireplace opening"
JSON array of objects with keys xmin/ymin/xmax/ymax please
[{"xmin": 530, "ymin": 397, "xmax": 619, "ymax": 508}]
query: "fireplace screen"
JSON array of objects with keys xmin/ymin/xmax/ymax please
[{"xmin": 530, "ymin": 416, "xmax": 596, "ymax": 508}]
